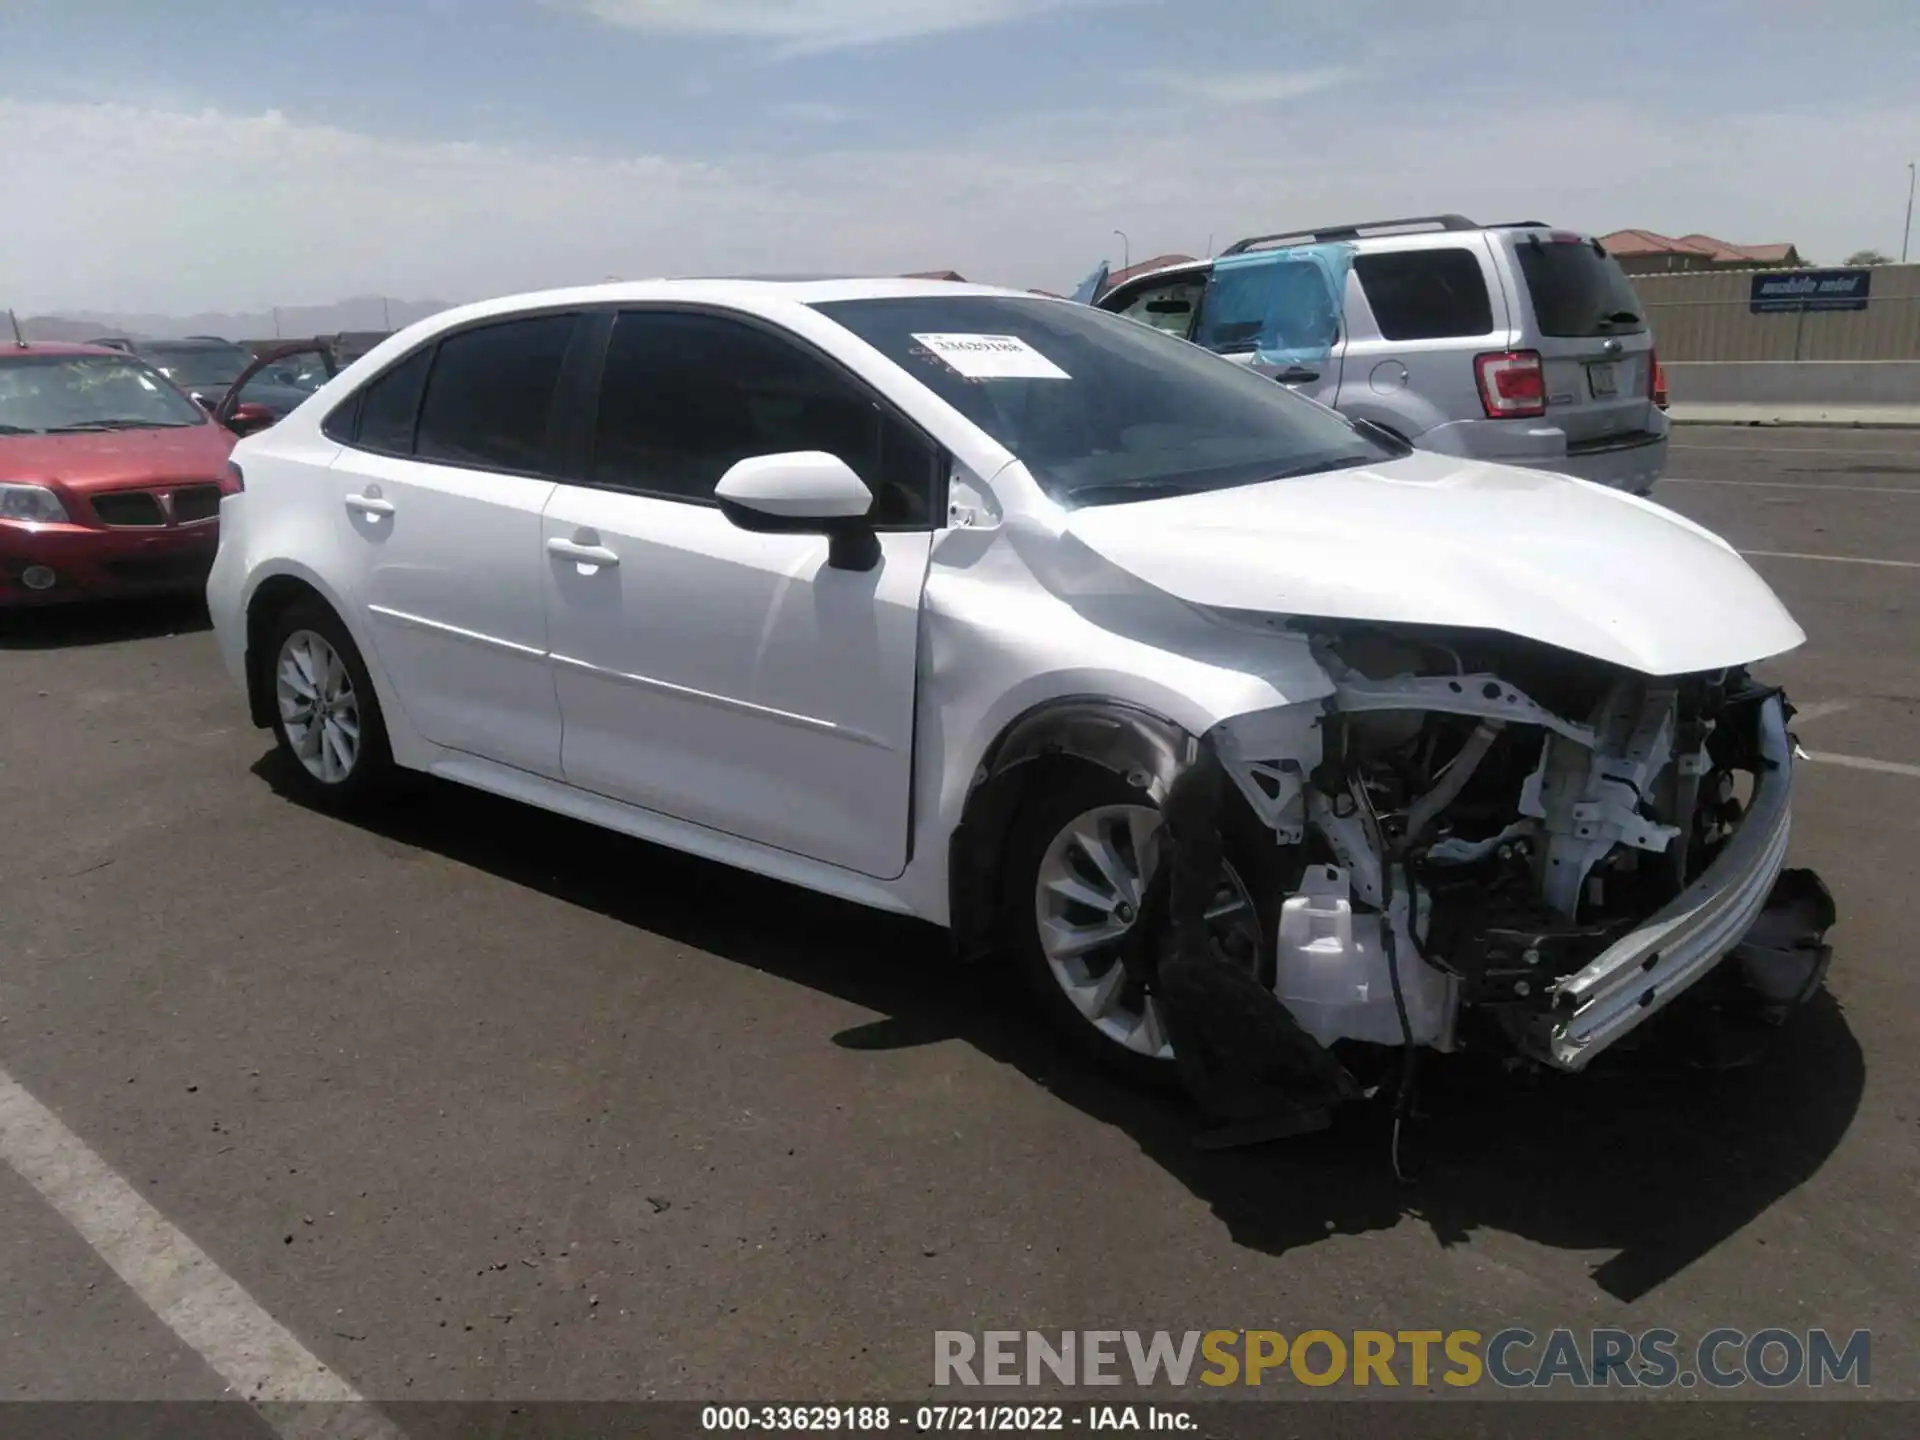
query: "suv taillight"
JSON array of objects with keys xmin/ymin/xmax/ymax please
[
  {"xmin": 1474, "ymin": 349, "xmax": 1546, "ymax": 418},
  {"xmin": 1649, "ymin": 348, "xmax": 1669, "ymax": 410}
]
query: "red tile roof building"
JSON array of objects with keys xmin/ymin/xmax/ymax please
[{"xmin": 1598, "ymin": 230, "xmax": 1804, "ymax": 275}]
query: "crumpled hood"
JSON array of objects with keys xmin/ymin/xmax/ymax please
[
  {"xmin": 2, "ymin": 424, "xmax": 235, "ymax": 493},
  {"xmin": 1060, "ymin": 450, "xmax": 1806, "ymax": 676}
]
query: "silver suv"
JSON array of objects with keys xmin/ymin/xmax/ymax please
[{"xmin": 1092, "ymin": 214, "xmax": 1669, "ymax": 494}]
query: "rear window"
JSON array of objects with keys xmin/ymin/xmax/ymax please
[
  {"xmin": 1353, "ymin": 249, "xmax": 1493, "ymax": 340},
  {"xmin": 1516, "ymin": 238, "xmax": 1648, "ymax": 337}
]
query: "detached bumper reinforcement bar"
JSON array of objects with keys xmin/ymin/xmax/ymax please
[{"xmin": 1541, "ymin": 693, "xmax": 1794, "ymax": 1072}]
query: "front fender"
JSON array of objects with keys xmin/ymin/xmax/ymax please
[{"xmin": 946, "ymin": 695, "xmax": 1202, "ymax": 961}]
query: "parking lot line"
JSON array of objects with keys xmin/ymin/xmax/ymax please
[
  {"xmin": 1739, "ymin": 549, "xmax": 1920, "ymax": 570},
  {"xmin": 1665, "ymin": 477, "xmax": 1920, "ymax": 496},
  {"xmin": 0, "ymin": 1066, "xmax": 402, "ymax": 1437},
  {"xmin": 1804, "ymin": 751, "xmax": 1920, "ymax": 779},
  {"xmin": 1670, "ymin": 441, "xmax": 1920, "ymax": 458}
]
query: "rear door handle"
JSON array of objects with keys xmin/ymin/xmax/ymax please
[
  {"xmin": 345, "ymin": 494, "xmax": 395, "ymax": 517},
  {"xmin": 547, "ymin": 537, "xmax": 620, "ymax": 567}
]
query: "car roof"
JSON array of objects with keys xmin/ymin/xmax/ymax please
[{"xmin": 408, "ymin": 276, "xmax": 1061, "ymax": 335}]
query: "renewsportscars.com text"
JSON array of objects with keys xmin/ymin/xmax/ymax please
[{"xmin": 933, "ymin": 1329, "xmax": 1871, "ymax": 1390}]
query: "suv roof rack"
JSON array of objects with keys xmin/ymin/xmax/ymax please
[
  {"xmin": 183, "ymin": 334, "xmax": 229, "ymax": 342},
  {"xmin": 1483, "ymin": 220, "xmax": 1549, "ymax": 229},
  {"xmin": 1221, "ymin": 214, "xmax": 1480, "ymax": 253}
]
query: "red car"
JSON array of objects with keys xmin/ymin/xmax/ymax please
[{"xmin": 1, "ymin": 341, "xmax": 248, "ymax": 606}]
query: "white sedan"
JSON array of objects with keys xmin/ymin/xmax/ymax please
[{"xmin": 206, "ymin": 277, "xmax": 1832, "ymax": 1111}]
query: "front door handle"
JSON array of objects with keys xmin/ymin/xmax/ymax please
[
  {"xmin": 547, "ymin": 537, "xmax": 620, "ymax": 568},
  {"xmin": 345, "ymin": 494, "xmax": 395, "ymax": 517}
]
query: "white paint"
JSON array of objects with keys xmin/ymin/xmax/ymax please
[
  {"xmin": 206, "ymin": 271, "xmax": 1813, "ymax": 982},
  {"xmin": 911, "ymin": 332, "xmax": 1070, "ymax": 379},
  {"xmin": 1804, "ymin": 750, "xmax": 1920, "ymax": 779},
  {"xmin": 0, "ymin": 1068, "xmax": 401, "ymax": 1436},
  {"xmin": 1739, "ymin": 549, "xmax": 1920, "ymax": 570},
  {"xmin": 1064, "ymin": 450, "xmax": 1807, "ymax": 676},
  {"xmin": 713, "ymin": 450, "xmax": 875, "ymax": 519},
  {"xmin": 1663, "ymin": 477, "xmax": 1920, "ymax": 497}
]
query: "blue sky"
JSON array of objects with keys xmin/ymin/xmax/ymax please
[{"xmin": 2, "ymin": 0, "xmax": 1915, "ymax": 312}]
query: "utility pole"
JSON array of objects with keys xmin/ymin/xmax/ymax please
[
  {"xmin": 272, "ymin": 306, "xmax": 281, "ymax": 339},
  {"xmin": 382, "ymin": 295, "xmax": 391, "ymax": 328},
  {"xmin": 1112, "ymin": 229, "xmax": 1130, "ymax": 274},
  {"xmin": 1904, "ymin": 161, "xmax": 1915, "ymax": 264}
]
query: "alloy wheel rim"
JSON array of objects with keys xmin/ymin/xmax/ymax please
[
  {"xmin": 1033, "ymin": 803, "xmax": 1262, "ymax": 1059},
  {"xmin": 275, "ymin": 629, "xmax": 361, "ymax": 784}
]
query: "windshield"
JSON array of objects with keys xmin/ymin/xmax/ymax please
[
  {"xmin": 1516, "ymin": 238, "xmax": 1649, "ymax": 337},
  {"xmin": 142, "ymin": 344, "xmax": 252, "ymax": 388},
  {"xmin": 812, "ymin": 295, "xmax": 1390, "ymax": 507},
  {"xmin": 0, "ymin": 353, "xmax": 209, "ymax": 433}
]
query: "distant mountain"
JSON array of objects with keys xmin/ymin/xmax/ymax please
[{"xmin": 16, "ymin": 296, "xmax": 455, "ymax": 344}]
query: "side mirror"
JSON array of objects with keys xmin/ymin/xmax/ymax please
[
  {"xmin": 225, "ymin": 401, "xmax": 277, "ymax": 436},
  {"xmin": 714, "ymin": 451, "xmax": 879, "ymax": 572}
]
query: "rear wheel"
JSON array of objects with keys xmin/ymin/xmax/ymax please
[
  {"xmin": 264, "ymin": 600, "xmax": 392, "ymax": 809},
  {"xmin": 1005, "ymin": 769, "xmax": 1277, "ymax": 1081}
]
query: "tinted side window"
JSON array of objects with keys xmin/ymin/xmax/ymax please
[
  {"xmin": 1353, "ymin": 249, "xmax": 1494, "ymax": 340},
  {"xmin": 415, "ymin": 314, "xmax": 576, "ymax": 473},
  {"xmin": 590, "ymin": 311, "xmax": 939, "ymax": 527},
  {"xmin": 349, "ymin": 346, "xmax": 432, "ymax": 453}
]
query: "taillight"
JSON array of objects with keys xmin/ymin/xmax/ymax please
[
  {"xmin": 226, "ymin": 461, "xmax": 245, "ymax": 491},
  {"xmin": 1649, "ymin": 349, "xmax": 1669, "ymax": 411},
  {"xmin": 1474, "ymin": 349, "xmax": 1546, "ymax": 418}
]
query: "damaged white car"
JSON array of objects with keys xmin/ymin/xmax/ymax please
[{"xmin": 207, "ymin": 278, "xmax": 1833, "ymax": 1142}]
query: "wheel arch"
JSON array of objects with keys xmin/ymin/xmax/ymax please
[
  {"xmin": 240, "ymin": 565, "xmax": 363, "ymax": 730},
  {"xmin": 946, "ymin": 696, "xmax": 1206, "ymax": 963}
]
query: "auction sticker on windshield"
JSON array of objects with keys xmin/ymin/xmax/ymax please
[{"xmin": 912, "ymin": 333, "xmax": 1071, "ymax": 380}]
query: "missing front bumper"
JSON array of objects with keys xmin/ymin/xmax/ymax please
[{"xmin": 1529, "ymin": 693, "xmax": 1812, "ymax": 1071}]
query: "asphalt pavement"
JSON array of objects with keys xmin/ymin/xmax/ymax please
[{"xmin": 0, "ymin": 425, "xmax": 1915, "ymax": 1417}]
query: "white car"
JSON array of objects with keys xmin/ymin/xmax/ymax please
[{"xmin": 206, "ymin": 278, "xmax": 1832, "ymax": 1122}]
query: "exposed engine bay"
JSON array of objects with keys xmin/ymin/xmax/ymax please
[{"xmin": 1163, "ymin": 622, "xmax": 1834, "ymax": 1120}]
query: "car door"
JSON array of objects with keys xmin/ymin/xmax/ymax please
[
  {"xmin": 321, "ymin": 310, "xmax": 587, "ymax": 778},
  {"xmin": 540, "ymin": 307, "xmax": 940, "ymax": 880},
  {"xmin": 1189, "ymin": 247, "xmax": 1352, "ymax": 408}
]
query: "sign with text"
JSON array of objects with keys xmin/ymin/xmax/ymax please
[{"xmin": 1748, "ymin": 269, "xmax": 1872, "ymax": 314}]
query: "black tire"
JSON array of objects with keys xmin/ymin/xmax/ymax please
[
  {"xmin": 261, "ymin": 598, "xmax": 394, "ymax": 811},
  {"xmin": 1001, "ymin": 764, "xmax": 1283, "ymax": 1085}
]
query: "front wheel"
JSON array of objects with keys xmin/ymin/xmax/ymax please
[
  {"xmin": 1004, "ymin": 769, "xmax": 1277, "ymax": 1082},
  {"xmin": 264, "ymin": 600, "xmax": 393, "ymax": 810}
]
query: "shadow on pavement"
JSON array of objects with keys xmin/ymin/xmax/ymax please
[
  {"xmin": 0, "ymin": 595, "xmax": 212, "ymax": 650},
  {"xmin": 254, "ymin": 753, "xmax": 1865, "ymax": 1305}
]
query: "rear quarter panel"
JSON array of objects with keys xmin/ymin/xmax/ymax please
[{"xmin": 1334, "ymin": 234, "xmax": 1516, "ymax": 443}]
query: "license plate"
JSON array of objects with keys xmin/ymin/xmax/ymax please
[{"xmin": 1587, "ymin": 362, "xmax": 1619, "ymax": 398}]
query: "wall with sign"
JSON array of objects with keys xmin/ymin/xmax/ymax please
[{"xmin": 1631, "ymin": 262, "xmax": 1919, "ymax": 361}]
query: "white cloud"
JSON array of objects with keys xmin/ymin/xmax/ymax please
[
  {"xmin": 543, "ymin": 0, "xmax": 1119, "ymax": 51},
  {"xmin": 1, "ymin": 93, "xmax": 1913, "ymax": 315},
  {"xmin": 1137, "ymin": 66, "xmax": 1357, "ymax": 105}
]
